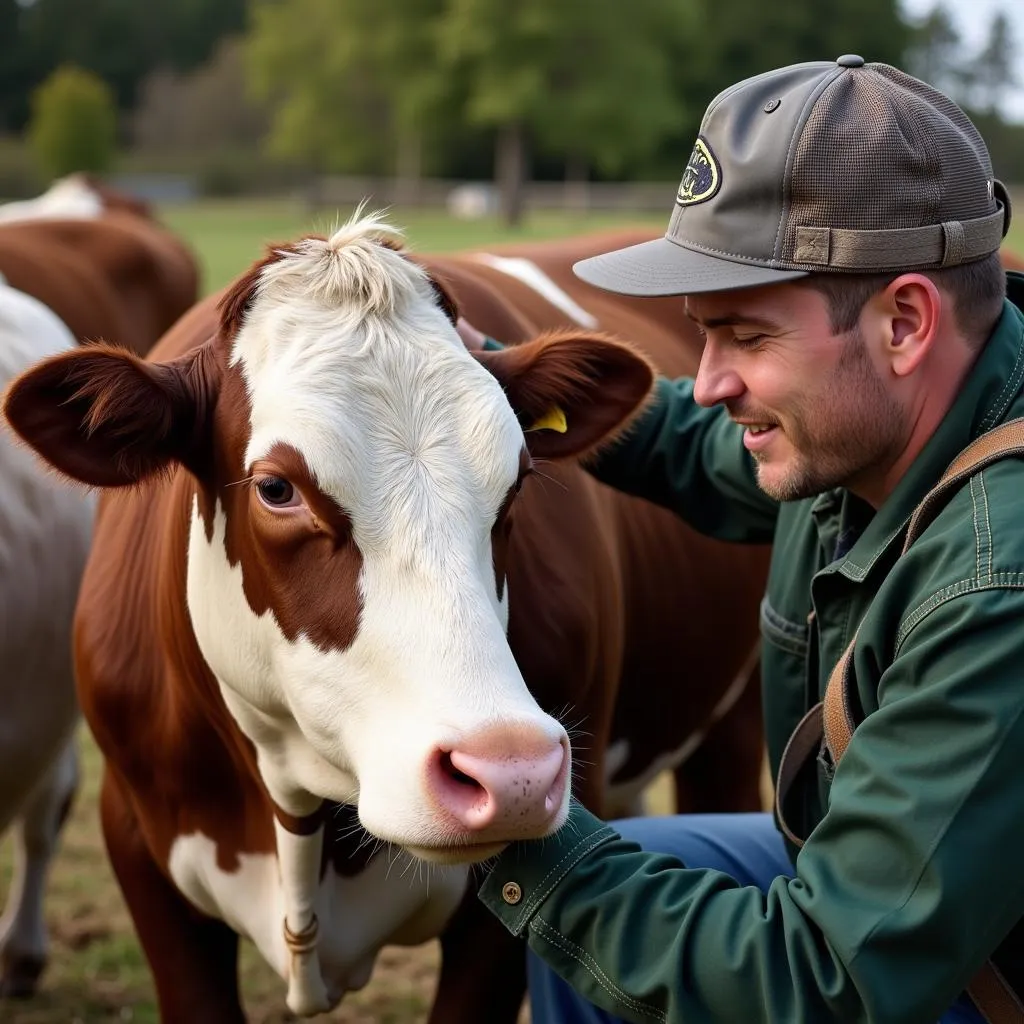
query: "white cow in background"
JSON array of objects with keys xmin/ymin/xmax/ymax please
[
  {"xmin": 0, "ymin": 282, "xmax": 95, "ymax": 996},
  {"xmin": 0, "ymin": 175, "xmax": 105, "ymax": 223},
  {"xmin": 0, "ymin": 172, "xmax": 154, "ymax": 225}
]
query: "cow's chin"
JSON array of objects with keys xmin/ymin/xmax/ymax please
[{"xmin": 402, "ymin": 840, "xmax": 509, "ymax": 866}]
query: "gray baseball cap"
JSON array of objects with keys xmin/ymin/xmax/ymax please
[{"xmin": 574, "ymin": 55, "xmax": 1012, "ymax": 296}]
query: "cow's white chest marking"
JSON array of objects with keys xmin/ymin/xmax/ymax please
[{"xmin": 168, "ymin": 831, "xmax": 469, "ymax": 1009}]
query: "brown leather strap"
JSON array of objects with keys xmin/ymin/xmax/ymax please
[
  {"xmin": 969, "ymin": 962, "xmax": 1024, "ymax": 1024},
  {"xmin": 773, "ymin": 701, "xmax": 824, "ymax": 848},
  {"xmin": 772, "ymin": 418, "xmax": 1024, "ymax": 1024},
  {"xmin": 904, "ymin": 418, "xmax": 1024, "ymax": 554},
  {"xmin": 823, "ymin": 418, "xmax": 1024, "ymax": 763}
]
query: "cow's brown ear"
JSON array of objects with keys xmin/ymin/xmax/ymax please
[
  {"xmin": 476, "ymin": 330, "xmax": 654, "ymax": 459},
  {"xmin": 3, "ymin": 342, "xmax": 218, "ymax": 488}
]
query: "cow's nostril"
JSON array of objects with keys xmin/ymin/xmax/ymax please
[{"xmin": 439, "ymin": 750, "xmax": 482, "ymax": 789}]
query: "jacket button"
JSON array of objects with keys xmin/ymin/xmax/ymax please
[{"xmin": 502, "ymin": 882, "xmax": 523, "ymax": 905}]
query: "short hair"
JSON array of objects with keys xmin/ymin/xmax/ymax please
[{"xmin": 805, "ymin": 252, "xmax": 1006, "ymax": 349}]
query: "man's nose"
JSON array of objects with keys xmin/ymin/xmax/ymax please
[{"xmin": 693, "ymin": 341, "xmax": 745, "ymax": 408}]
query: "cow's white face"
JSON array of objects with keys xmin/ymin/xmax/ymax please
[{"xmin": 185, "ymin": 221, "xmax": 570, "ymax": 862}]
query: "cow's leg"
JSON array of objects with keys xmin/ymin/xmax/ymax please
[
  {"xmin": 99, "ymin": 767, "xmax": 245, "ymax": 1023},
  {"xmin": 432, "ymin": 879, "xmax": 529, "ymax": 1024},
  {"xmin": 0, "ymin": 731, "xmax": 78, "ymax": 997},
  {"xmin": 272, "ymin": 808, "xmax": 331, "ymax": 1015}
]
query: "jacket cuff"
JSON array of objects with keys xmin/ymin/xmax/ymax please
[{"xmin": 477, "ymin": 800, "xmax": 617, "ymax": 937}]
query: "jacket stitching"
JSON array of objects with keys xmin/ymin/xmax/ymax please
[
  {"xmin": 969, "ymin": 475, "xmax": 983, "ymax": 580},
  {"xmin": 980, "ymin": 474, "xmax": 994, "ymax": 583},
  {"xmin": 980, "ymin": 326, "xmax": 1024, "ymax": 430},
  {"xmin": 530, "ymin": 917, "xmax": 667, "ymax": 1022},
  {"xmin": 513, "ymin": 829, "xmax": 616, "ymax": 931},
  {"xmin": 842, "ymin": 523, "xmax": 906, "ymax": 579},
  {"xmin": 895, "ymin": 577, "xmax": 1024, "ymax": 652}
]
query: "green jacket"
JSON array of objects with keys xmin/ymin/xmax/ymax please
[{"xmin": 479, "ymin": 273, "xmax": 1024, "ymax": 1023}]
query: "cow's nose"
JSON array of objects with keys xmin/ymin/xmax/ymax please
[{"xmin": 426, "ymin": 725, "xmax": 569, "ymax": 840}]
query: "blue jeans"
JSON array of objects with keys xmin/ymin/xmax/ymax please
[{"xmin": 527, "ymin": 813, "xmax": 985, "ymax": 1024}]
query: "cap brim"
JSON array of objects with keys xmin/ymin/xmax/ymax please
[{"xmin": 573, "ymin": 235, "xmax": 808, "ymax": 296}]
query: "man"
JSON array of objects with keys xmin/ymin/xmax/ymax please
[{"xmin": 462, "ymin": 56, "xmax": 1024, "ymax": 1023}]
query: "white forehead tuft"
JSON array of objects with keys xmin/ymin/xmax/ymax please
[
  {"xmin": 226, "ymin": 208, "xmax": 525, "ymax": 559},
  {"xmin": 230, "ymin": 208, "xmax": 429, "ymax": 352}
]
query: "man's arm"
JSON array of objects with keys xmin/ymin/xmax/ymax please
[
  {"xmin": 585, "ymin": 375, "xmax": 777, "ymax": 542},
  {"xmin": 479, "ymin": 587, "xmax": 1024, "ymax": 1024}
]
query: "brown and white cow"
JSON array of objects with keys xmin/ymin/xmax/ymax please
[
  {"xmin": 3, "ymin": 211, "xmax": 769, "ymax": 1022},
  {"xmin": 0, "ymin": 175, "xmax": 199, "ymax": 356},
  {"xmin": 0, "ymin": 282, "xmax": 94, "ymax": 997}
]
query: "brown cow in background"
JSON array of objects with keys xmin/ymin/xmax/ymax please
[{"xmin": 0, "ymin": 174, "xmax": 199, "ymax": 356}]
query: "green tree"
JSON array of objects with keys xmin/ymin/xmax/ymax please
[
  {"xmin": 247, "ymin": 0, "xmax": 446, "ymax": 191},
  {"xmin": 437, "ymin": 0, "xmax": 694, "ymax": 225},
  {"xmin": 16, "ymin": 0, "xmax": 247, "ymax": 117},
  {"xmin": 28, "ymin": 65, "xmax": 118, "ymax": 178},
  {"xmin": 133, "ymin": 37, "xmax": 269, "ymax": 153},
  {"xmin": 684, "ymin": 0, "xmax": 910, "ymax": 117},
  {"xmin": 0, "ymin": 0, "xmax": 34, "ymax": 131},
  {"xmin": 968, "ymin": 11, "xmax": 1018, "ymax": 116},
  {"xmin": 905, "ymin": 3, "xmax": 963, "ymax": 96}
]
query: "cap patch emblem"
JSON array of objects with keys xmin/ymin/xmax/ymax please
[{"xmin": 677, "ymin": 136, "xmax": 721, "ymax": 207}]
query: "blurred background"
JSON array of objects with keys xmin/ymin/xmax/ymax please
[
  {"xmin": 0, "ymin": 2, "xmax": 1022, "ymax": 1021},
  {"xmin": 0, "ymin": 0, "xmax": 1021, "ymax": 255}
]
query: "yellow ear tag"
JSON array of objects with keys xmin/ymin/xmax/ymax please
[{"xmin": 529, "ymin": 406, "xmax": 568, "ymax": 433}]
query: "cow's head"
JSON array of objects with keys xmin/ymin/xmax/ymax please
[{"xmin": 2, "ymin": 212, "xmax": 654, "ymax": 863}]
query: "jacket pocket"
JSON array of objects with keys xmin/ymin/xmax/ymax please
[{"xmin": 759, "ymin": 596, "xmax": 809, "ymax": 658}]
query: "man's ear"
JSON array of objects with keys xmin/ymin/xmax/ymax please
[
  {"xmin": 3, "ymin": 342, "xmax": 217, "ymax": 487},
  {"xmin": 861, "ymin": 273, "xmax": 941, "ymax": 378},
  {"xmin": 475, "ymin": 330, "xmax": 655, "ymax": 459}
]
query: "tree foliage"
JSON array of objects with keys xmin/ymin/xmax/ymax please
[
  {"xmin": 28, "ymin": 64, "xmax": 118, "ymax": 177},
  {"xmin": 132, "ymin": 37, "xmax": 269, "ymax": 153},
  {"xmin": 248, "ymin": 0, "xmax": 696, "ymax": 222},
  {"xmin": 437, "ymin": 0, "xmax": 694, "ymax": 186},
  {"xmin": 970, "ymin": 12, "xmax": 1019, "ymax": 116},
  {"xmin": 0, "ymin": 0, "xmax": 35, "ymax": 131},
  {"xmin": 906, "ymin": 3, "xmax": 964, "ymax": 97},
  {"xmin": 246, "ymin": 0, "xmax": 447, "ymax": 176},
  {"xmin": 3, "ymin": 0, "xmax": 1023, "ymax": 204},
  {"xmin": 10, "ymin": 0, "xmax": 247, "ymax": 121}
]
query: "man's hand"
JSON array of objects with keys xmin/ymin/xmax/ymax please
[{"xmin": 456, "ymin": 317, "xmax": 487, "ymax": 352}]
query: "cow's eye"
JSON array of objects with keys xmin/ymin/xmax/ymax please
[{"xmin": 256, "ymin": 476, "xmax": 298, "ymax": 508}]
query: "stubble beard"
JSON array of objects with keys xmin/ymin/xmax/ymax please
[{"xmin": 752, "ymin": 332, "xmax": 906, "ymax": 503}]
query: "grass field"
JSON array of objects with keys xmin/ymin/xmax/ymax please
[
  {"xmin": 159, "ymin": 199, "xmax": 667, "ymax": 296},
  {"xmin": 0, "ymin": 199, "xmax": 667, "ymax": 1024},
  {"xmin": 156, "ymin": 191, "xmax": 1024, "ymax": 299},
  {"xmin": 2, "ymin": 191, "xmax": 1023, "ymax": 1024}
]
